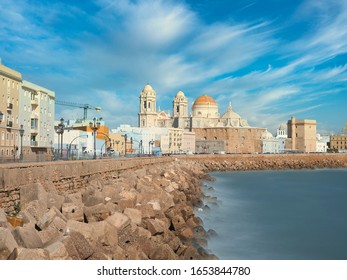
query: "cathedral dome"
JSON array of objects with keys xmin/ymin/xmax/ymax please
[
  {"xmin": 141, "ymin": 84, "xmax": 156, "ymax": 96},
  {"xmin": 193, "ymin": 95, "xmax": 217, "ymax": 106},
  {"xmin": 261, "ymin": 130, "xmax": 274, "ymax": 140},
  {"xmin": 176, "ymin": 90, "xmax": 185, "ymax": 97},
  {"xmin": 221, "ymin": 103, "xmax": 241, "ymax": 119}
]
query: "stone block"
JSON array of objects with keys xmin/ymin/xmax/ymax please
[
  {"xmin": 136, "ymin": 204, "xmax": 155, "ymax": 219},
  {"xmin": 11, "ymin": 247, "xmax": 50, "ymax": 260},
  {"xmin": 68, "ymin": 231, "xmax": 94, "ymax": 260},
  {"xmin": 20, "ymin": 182, "xmax": 48, "ymax": 209},
  {"xmin": 38, "ymin": 226, "xmax": 64, "ymax": 246},
  {"xmin": 0, "ymin": 228, "xmax": 18, "ymax": 260},
  {"xmin": 62, "ymin": 202, "xmax": 84, "ymax": 222},
  {"xmin": 181, "ymin": 245, "xmax": 202, "ymax": 260},
  {"xmin": 47, "ymin": 192, "xmax": 64, "ymax": 210},
  {"xmin": 88, "ymin": 252, "xmax": 112, "ymax": 260},
  {"xmin": 84, "ymin": 203, "xmax": 110, "ymax": 223},
  {"xmin": 105, "ymin": 212, "xmax": 130, "ymax": 231},
  {"xmin": 36, "ymin": 206, "xmax": 67, "ymax": 230},
  {"xmin": 147, "ymin": 200, "xmax": 161, "ymax": 211},
  {"xmin": 146, "ymin": 218, "xmax": 166, "ymax": 236},
  {"xmin": 66, "ymin": 220, "xmax": 96, "ymax": 247},
  {"xmin": 61, "ymin": 235, "xmax": 80, "ymax": 260},
  {"xmin": 12, "ymin": 227, "xmax": 43, "ymax": 248},
  {"xmin": 45, "ymin": 240, "xmax": 70, "ymax": 260},
  {"xmin": 171, "ymin": 215, "xmax": 186, "ymax": 231},
  {"xmin": 149, "ymin": 243, "xmax": 178, "ymax": 260},
  {"xmin": 21, "ymin": 199, "xmax": 47, "ymax": 222},
  {"xmin": 135, "ymin": 168, "xmax": 147, "ymax": 178},
  {"xmin": 123, "ymin": 208, "xmax": 142, "ymax": 225},
  {"xmin": 178, "ymin": 226, "xmax": 194, "ymax": 241},
  {"xmin": 64, "ymin": 192, "xmax": 83, "ymax": 204},
  {"xmin": 89, "ymin": 221, "xmax": 118, "ymax": 247}
]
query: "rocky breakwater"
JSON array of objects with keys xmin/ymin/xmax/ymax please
[
  {"xmin": 184, "ymin": 153, "xmax": 347, "ymax": 172},
  {"xmin": 0, "ymin": 159, "xmax": 217, "ymax": 260}
]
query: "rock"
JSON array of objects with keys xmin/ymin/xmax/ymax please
[
  {"xmin": 178, "ymin": 226, "xmax": 194, "ymax": 241},
  {"xmin": 20, "ymin": 182, "xmax": 48, "ymax": 209},
  {"xmin": 66, "ymin": 220, "xmax": 96, "ymax": 247},
  {"xmin": 36, "ymin": 206, "xmax": 67, "ymax": 230},
  {"xmin": 47, "ymin": 193, "xmax": 64, "ymax": 210},
  {"xmin": 146, "ymin": 218, "xmax": 166, "ymax": 236},
  {"xmin": 147, "ymin": 200, "xmax": 161, "ymax": 211},
  {"xmin": 68, "ymin": 231, "xmax": 94, "ymax": 260},
  {"xmin": 0, "ymin": 228, "xmax": 18, "ymax": 260},
  {"xmin": 181, "ymin": 245, "xmax": 202, "ymax": 260},
  {"xmin": 149, "ymin": 243, "xmax": 178, "ymax": 260},
  {"xmin": 62, "ymin": 202, "xmax": 84, "ymax": 222},
  {"xmin": 105, "ymin": 212, "xmax": 130, "ymax": 231},
  {"xmin": 21, "ymin": 200, "xmax": 47, "ymax": 222},
  {"xmin": 84, "ymin": 203, "xmax": 110, "ymax": 223},
  {"xmin": 11, "ymin": 247, "xmax": 50, "ymax": 260},
  {"xmin": 88, "ymin": 252, "xmax": 112, "ymax": 260},
  {"xmin": 61, "ymin": 235, "xmax": 80, "ymax": 260},
  {"xmin": 45, "ymin": 240, "xmax": 70, "ymax": 260},
  {"xmin": 123, "ymin": 208, "xmax": 142, "ymax": 225},
  {"xmin": 12, "ymin": 227, "xmax": 43, "ymax": 248},
  {"xmin": 171, "ymin": 215, "xmax": 186, "ymax": 231},
  {"xmin": 136, "ymin": 204, "xmax": 155, "ymax": 219},
  {"xmin": 89, "ymin": 221, "xmax": 118, "ymax": 247}
]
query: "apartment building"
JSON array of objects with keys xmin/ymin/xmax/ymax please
[
  {"xmin": 0, "ymin": 62, "xmax": 22, "ymax": 161},
  {"xmin": 21, "ymin": 80, "xmax": 55, "ymax": 160}
]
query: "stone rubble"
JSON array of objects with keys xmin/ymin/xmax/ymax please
[{"xmin": 0, "ymin": 159, "xmax": 217, "ymax": 260}]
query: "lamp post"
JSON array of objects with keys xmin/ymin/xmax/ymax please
[
  {"xmin": 59, "ymin": 118, "xmax": 65, "ymax": 159},
  {"xmin": 54, "ymin": 118, "xmax": 65, "ymax": 160},
  {"xmin": 89, "ymin": 117, "xmax": 101, "ymax": 160},
  {"xmin": 115, "ymin": 140, "xmax": 120, "ymax": 153},
  {"xmin": 149, "ymin": 139, "xmax": 154, "ymax": 155},
  {"xmin": 19, "ymin": 124, "xmax": 24, "ymax": 161},
  {"xmin": 124, "ymin": 134, "xmax": 127, "ymax": 156}
]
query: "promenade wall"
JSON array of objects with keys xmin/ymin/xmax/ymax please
[{"xmin": 0, "ymin": 157, "xmax": 174, "ymax": 211}]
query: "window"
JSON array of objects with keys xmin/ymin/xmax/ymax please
[
  {"xmin": 144, "ymin": 101, "xmax": 147, "ymax": 109},
  {"xmin": 148, "ymin": 102, "xmax": 151, "ymax": 109}
]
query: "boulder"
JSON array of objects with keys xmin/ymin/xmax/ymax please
[
  {"xmin": 45, "ymin": 240, "xmax": 70, "ymax": 260},
  {"xmin": 123, "ymin": 208, "xmax": 142, "ymax": 225},
  {"xmin": 0, "ymin": 228, "xmax": 18, "ymax": 260},
  {"xmin": 89, "ymin": 221, "xmax": 118, "ymax": 247},
  {"xmin": 149, "ymin": 243, "xmax": 178, "ymax": 260},
  {"xmin": 67, "ymin": 231, "xmax": 94, "ymax": 260},
  {"xmin": 21, "ymin": 200, "xmax": 47, "ymax": 222},
  {"xmin": 20, "ymin": 182, "xmax": 48, "ymax": 209},
  {"xmin": 10, "ymin": 247, "xmax": 50, "ymax": 260},
  {"xmin": 145, "ymin": 218, "xmax": 166, "ymax": 236},
  {"xmin": 36, "ymin": 206, "xmax": 67, "ymax": 230},
  {"xmin": 105, "ymin": 212, "xmax": 130, "ymax": 231},
  {"xmin": 62, "ymin": 202, "xmax": 84, "ymax": 222},
  {"xmin": 66, "ymin": 220, "xmax": 96, "ymax": 247},
  {"xmin": 171, "ymin": 215, "xmax": 186, "ymax": 231},
  {"xmin": 12, "ymin": 226, "xmax": 43, "ymax": 248},
  {"xmin": 47, "ymin": 192, "xmax": 64, "ymax": 210},
  {"xmin": 84, "ymin": 203, "xmax": 110, "ymax": 223}
]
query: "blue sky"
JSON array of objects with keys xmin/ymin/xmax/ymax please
[{"xmin": 1, "ymin": 0, "xmax": 346, "ymax": 134}]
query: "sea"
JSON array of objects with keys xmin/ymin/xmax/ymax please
[{"xmin": 197, "ymin": 168, "xmax": 347, "ymax": 260}]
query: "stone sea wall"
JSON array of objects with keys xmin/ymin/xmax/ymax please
[
  {"xmin": 0, "ymin": 158, "xmax": 216, "ymax": 260},
  {"xmin": 1, "ymin": 153, "xmax": 347, "ymax": 260}
]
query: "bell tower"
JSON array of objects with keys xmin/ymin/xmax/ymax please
[
  {"xmin": 172, "ymin": 90, "xmax": 188, "ymax": 128},
  {"xmin": 138, "ymin": 84, "xmax": 157, "ymax": 127}
]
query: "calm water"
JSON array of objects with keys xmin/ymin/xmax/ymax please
[{"xmin": 198, "ymin": 169, "xmax": 347, "ymax": 260}]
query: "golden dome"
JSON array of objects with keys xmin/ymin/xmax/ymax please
[{"xmin": 193, "ymin": 95, "xmax": 217, "ymax": 106}]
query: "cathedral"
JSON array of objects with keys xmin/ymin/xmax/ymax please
[
  {"xmin": 138, "ymin": 83, "xmax": 250, "ymax": 130},
  {"xmin": 138, "ymin": 84, "xmax": 266, "ymax": 154}
]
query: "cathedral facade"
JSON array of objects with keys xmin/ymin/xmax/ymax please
[{"xmin": 138, "ymin": 84, "xmax": 266, "ymax": 153}]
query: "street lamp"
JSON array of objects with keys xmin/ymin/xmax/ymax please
[
  {"xmin": 19, "ymin": 124, "xmax": 24, "ymax": 161},
  {"xmin": 89, "ymin": 117, "xmax": 101, "ymax": 159},
  {"xmin": 54, "ymin": 118, "xmax": 65, "ymax": 160},
  {"xmin": 149, "ymin": 139, "xmax": 154, "ymax": 155},
  {"xmin": 124, "ymin": 134, "xmax": 127, "ymax": 156}
]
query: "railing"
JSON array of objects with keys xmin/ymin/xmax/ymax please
[{"xmin": 30, "ymin": 140, "xmax": 38, "ymax": 146}]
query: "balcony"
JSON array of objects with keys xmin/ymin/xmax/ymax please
[
  {"xmin": 30, "ymin": 126, "xmax": 38, "ymax": 134},
  {"xmin": 30, "ymin": 140, "xmax": 38, "ymax": 147},
  {"xmin": 7, "ymin": 103, "xmax": 13, "ymax": 111},
  {"xmin": 31, "ymin": 97, "xmax": 39, "ymax": 106}
]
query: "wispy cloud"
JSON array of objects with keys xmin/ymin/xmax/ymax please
[{"xmin": 1, "ymin": 0, "xmax": 346, "ymax": 133}]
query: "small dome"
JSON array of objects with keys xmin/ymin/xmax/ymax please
[
  {"xmin": 193, "ymin": 95, "xmax": 217, "ymax": 106},
  {"xmin": 261, "ymin": 130, "xmax": 274, "ymax": 140},
  {"xmin": 176, "ymin": 90, "xmax": 185, "ymax": 97},
  {"xmin": 221, "ymin": 103, "xmax": 241, "ymax": 119},
  {"xmin": 279, "ymin": 123, "xmax": 287, "ymax": 130},
  {"xmin": 141, "ymin": 84, "xmax": 156, "ymax": 96}
]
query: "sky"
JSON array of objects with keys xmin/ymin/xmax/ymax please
[{"xmin": 1, "ymin": 0, "xmax": 346, "ymax": 134}]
